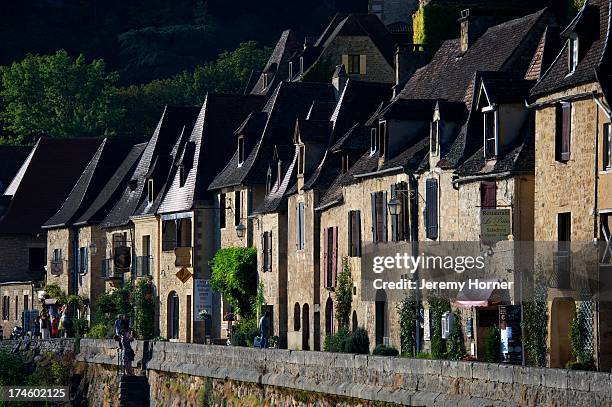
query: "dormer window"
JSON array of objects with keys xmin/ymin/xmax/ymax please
[
  {"xmin": 483, "ymin": 109, "xmax": 497, "ymax": 160},
  {"xmin": 370, "ymin": 128, "xmax": 377, "ymax": 154},
  {"xmin": 266, "ymin": 168, "xmax": 272, "ymax": 194},
  {"xmin": 378, "ymin": 121, "xmax": 387, "ymax": 157},
  {"xmin": 289, "ymin": 62, "xmax": 293, "ymax": 79},
  {"xmin": 263, "ymin": 73, "xmax": 269, "ymax": 89},
  {"xmin": 298, "ymin": 145, "xmax": 305, "ymax": 175},
  {"xmin": 147, "ymin": 179, "xmax": 154, "ymax": 203},
  {"xmin": 238, "ymin": 137, "xmax": 245, "ymax": 166},
  {"xmin": 342, "ymin": 154, "xmax": 350, "ymax": 174},
  {"xmin": 568, "ymin": 34, "xmax": 579, "ymax": 74},
  {"xmin": 300, "ymin": 57, "xmax": 304, "ymax": 74},
  {"xmin": 431, "ymin": 121, "xmax": 440, "ymax": 155},
  {"xmin": 277, "ymin": 160, "xmax": 282, "ymax": 185}
]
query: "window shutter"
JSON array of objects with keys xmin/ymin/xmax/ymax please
[
  {"xmin": 348, "ymin": 212, "xmax": 353, "ymax": 256},
  {"xmin": 371, "ymin": 192, "xmax": 377, "ymax": 241},
  {"xmin": 562, "ymin": 103, "xmax": 571, "ymax": 161},
  {"xmin": 323, "ymin": 228, "xmax": 329, "ymax": 287},
  {"xmin": 268, "ymin": 232, "xmax": 273, "ymax": 272},
  {"xmin": 391, "ymin": 184, "xmax": 398, "ymax": 242},
  {"xmin": 356, "ymin": 211, "xmax": 362, "ymax": 256},
  {"xmin": 261, "ymin": 233, "xmax": 266, "ymax": 271},
  {"xmin": 332, "ymin": 227, "xmax": 338, "ymax": 287},
  {"xmin": 382, "ymin": 191, "xmax": 388, "ymax": 242},
  {"xmin": 359, "ymin": 55, "xmax": 367, "ymax": 74},
  {"xmin": 481, "ymin": 182, "xmax": 497, "ymax": 209},
  {"xmin": 426, "ymin": 179, "xmax": 439, "ymax": 239},
  {"xmin": 342, "ymin": 54, "xmax": 349, "ymax": 69},
  {"xmin": 401, "ymin": 182, "xmax": 409, "ymax": 241},
  {"xmin": 85, "ymin": 247, "xmax": 89, "ymax": 273}
]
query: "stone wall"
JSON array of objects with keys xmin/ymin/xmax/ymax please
[
  {"xmin": 0, "ymin": 282, "xmax": 36, "ymax": 338},
  {"xmin": 77, "ymin": 339, "xmax": 612, "ymax": 406},
  {"xmin": 0, "ymin": 338, "xmax": 76, "ymax": 354}
]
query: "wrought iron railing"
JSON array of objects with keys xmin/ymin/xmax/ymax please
[
  {"xmin": 101, "ymin": 258, "xmax": 122, "ymax": 280},
  {"xmin": 134, "ymin": 255, "xmax": 153, "ymax": 277}
]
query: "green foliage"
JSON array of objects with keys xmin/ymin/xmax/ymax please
[
  {"xmin": 132, "ymin": 278, "xmax": 156, "ymax": 340},
  {"xmin": 445, "ymin": 314, "xmax": 466, "ymax": 360},
  {"xmin": 253, "ymin": 281, "xmax": 266, "ymax": 319},
  {"xmin": 117, "ymin": 41, "xmax": 270, "ymax": 136},
  {"xmin": 0, "ymin": 50, "xmax": 123, "ymax": 144},
  {"xmin": 342, "ymin": 327, "xmax": 370, "ymax": 355},
  {"xmin": 428, "ymin": 296, "xmax": 450, "ymax": 359},
  {"xmin": 484, "ymin": 326, "xmax": 501, "ymax": 363},
  {"xmin": 412, "ymin": 5, "xmax": 464, "ymax": 50},
  {"xmin": 397, "ymin": 294, "xmax": 417, "ymax": 357},
  {"xmin": 335, "ymin": 258, "xmax": 352, "ymax": 330},
  {"xmin": 522, "ymin": 300, "xmax": 548, "ymax": 367},
  {"xmin": 43, "ymin": 284, "xmax": 67, "ymax": 305},
  {"xmin": 569, "ymin": 302, "xmax": 594, "ymax": 367},
  {"xmin": 0, "ymin": 352, "xmax": 25, "ymax": 386},
  {"xmin": 210, "ymin": 247, "xmax": 257, "ymax": 318},
  {"xmin": 415, "ymin": 352, "xmax": 432, "ymax": 359},
  {"xmin": 372, "ymin": 344, "xmax": 399, "ymax": 357},
  {"xmin": 88, "ymin": 322, "xmax": 111, "ymax": 339},
  {"xmin": 231, "ymin": 318, "xmax": 258, "ymax": 347},
  {"xmin": 92, "ymin": 282, "xmax": 133, "ymax": 335},
  {"xmin": 323, "ymin": 327, "xmax": 351, "ymax": 353},
  {"xmin": 565, "ymin": 359, "xmax": 596, "ymax": 371}
]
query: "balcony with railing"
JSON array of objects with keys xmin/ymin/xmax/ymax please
[
  {"xmin": 134, "ymin": 255, "xmax": 153, "ymax": 277},
  {"xmin": 101, "ymin": 258, "xmax": 123, "ymax": 280}
]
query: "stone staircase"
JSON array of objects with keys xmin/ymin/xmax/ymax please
[{"xmin": 119, "ymin": 375, "xmax": 150, "ymax": 407}]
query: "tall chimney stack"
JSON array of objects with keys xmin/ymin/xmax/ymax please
[{"xmin": 459, "ymin": 9, "xmax": 495, "ymax": 54}]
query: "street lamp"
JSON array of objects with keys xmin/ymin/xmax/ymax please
[
  {"xmin": 235, "ymin": 223, "xmax": 246, "ymax": 238},
  {"xmin": 89, "ymin": 242, "xmax": 97, "ymax": 256},
  {"xmin": 387, "ymin": 197, "xmax": 401, "ymax": 216}
]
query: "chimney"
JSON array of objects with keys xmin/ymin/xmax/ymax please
[
  {"xmin": 394, "ymin": 43, "xmax": 427, "ymax": 97},
  {"xmin": 332, "ymin": 65, "xmax": 349, "ymax": 99},
  {"xmin": 459, "ymin": 9, "xmax": 495, "ymax": 53}
]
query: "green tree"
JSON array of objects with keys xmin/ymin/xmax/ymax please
[
  {"xmin": 335, "ymin": 258, "xmax": 352, "ymax": 329},
  {"xmin": 132, "ymin": 278, "xmax": 156, "ymax": 340},
  {"xmin": 0, "ymin": 50, "xmax": 124, "ymax": 144},
  {"xmin": 210, "ymin": 247, "xmax": 257, "ymax": 318},
  {"xmin": 397, "ymin": 293, "xmax": 417, "ymax": 357},
  {"xmin": 445, "ymin": 313, "xmax": 466, "ymax": 360},
  {"xmin": 428, "ymin": 296, "xmax": 451, "ymax": 359}
]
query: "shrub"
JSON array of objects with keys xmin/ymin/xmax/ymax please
[
  {"xmin": 372, "ymin": 344, "xmax": 399, "ymax": 357},
  {"xmin": 565, "ymin": 359, "xmax": 596, "ymax": 371},
  {"xmin": 415, "ymin": 352, "xmax": 432, "ymax": 359},
  {"xmin": 323, "ymin": 327, "xmax": 350, "ymax": 353},
  {"xmin": 335, "ymin": 258, "xmax": 352, "ymax": 330},
  {"xmin": 445, "ymin": 314, "xmax": 466, "ymax": 360},
  {"xmin": 343, "ymin": 327, "xmax": 369, "ymax": 355},
  {"xmin": 570, "ymin": 302, "xmax": 594, "ymax": 366},
  {"xmin": 132, "ymin": 278, "xmax": 155, "ymax": 339},
  {"xmin": 397, "ymin": 294, "xmax": 417, "ymax": 357},
  {"xmin": 231, "ymin": 318, "xmax": 258, "ymax": 347},
  {"xmin": 428, "ymin": 297, "xmax": 450, "ymax": 359},
  {"xmin": 87, "ymin": 323, "xmax": 111, "ymax": 339},
  {"xmin": 210, "ymin": 247, "xmax": 257, "ymax": 318},
  {"xmin": 484, "ymin": 326, "xmax": 501, "ymax": 363}
]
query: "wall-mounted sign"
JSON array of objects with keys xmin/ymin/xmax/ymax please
[
  {"xmin": 175, "ymin": 247, "xmax": 192, "ymax": 267},
  {"xmin": 176, "ymin": 267, "xmax": 192, "ymax": 283},
  {"xmin": 194, "ymin": 279, "xmax": 212, "ymax": 321},
  {"xmin": 499, "ymin": 305, "xmax": 522, "ymax": 365},
  {"xmin": 481, "ymin": 209, "xmax": 511, "ymax": 244},
  {"xmin": 113, "ymin": 246, "xmax": 131, "ymax": 271}
]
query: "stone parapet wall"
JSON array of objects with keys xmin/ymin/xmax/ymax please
[
  {"xmin": 0, "ymin": 338, "xmax": 76, "ymax": 354},
  {"xmin": 77, "ymin": 339, "xmax": 612, "ymax": 406}
]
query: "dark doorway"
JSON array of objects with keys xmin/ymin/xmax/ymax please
[
  {"xmin": 375, "ymin": 290, "xmax": 387, "ymax": 346},
  {"xmin": 302, "ymin": 303, "xmax": 310, "ymax": 350},
  {"xmin": 325, "ymin": 297, "xmax": 334, "ymax": 335},
  {"xmin": 168, "ymin": 291, "xmax": 179, "ymax": 340}
]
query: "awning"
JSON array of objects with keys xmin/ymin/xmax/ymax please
[{"xmin": 452, "ymin": 281, "xmax": 505, "ymax": 308}]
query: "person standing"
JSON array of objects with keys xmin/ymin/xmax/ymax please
[
  {"xmin": 121, "ymin": 329, "xmax": 135, "ymax": 376},
  {"xmin": 40, "ymin": 310, "xmax": 50, "ymax": 339},
  {"xmin": 258, "ymin": 311, "xmax": 270, "ymax": 349}
]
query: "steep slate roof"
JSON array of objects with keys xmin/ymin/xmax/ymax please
[
  {"xmin": 158, "ymin": 94, "xmax": 265, "ymax": 214},
  {"xmin": 531, "ymin": 0, "xmax": 611, "ymax": 97},
  {"xmin": 401, "ymin": 9, "xmax": 553, "ymax": 103},
  {"xmin": 209, "ymin": 81, "xmax": 336, "ymax": 191},
  {"xmin": 302, "ymin": 80, "xmax": 393, "ymax": 191},
  {"xmin": 253, "ymin": 146, "xmax": 298, "ymax": 214},
  {"xmin": 0, "ymin": 138, "xmax": 103, "ymax": 235},
  {"xmin": 0, "ymin": 146, "xmax": 31, "ymax": 194},
  {"xmin": 74, "ymin": 143, "xmax": 147, "ymax": 226},
  {"xmin": 43, "ymin": 138, "xmax": 142, "ymax": 229},
  {"xmin": 99, "ymin": 106, "xmax": 199, "ymax": 228},
  {"xmin": 249, "ymin": 30, "xmax": 302, "ymax": 96}
]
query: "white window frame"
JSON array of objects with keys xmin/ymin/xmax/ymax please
[
  {"xmin": 482, "ymin": 108, "xmax": 498, "ymax": 160},
  {"xmin": 568, "ymin": 35, "xmax": 579, "ymax": 74}
]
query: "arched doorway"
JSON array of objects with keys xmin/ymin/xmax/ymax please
[
  {"xmin": 302, "ymin": 303, "xmax": 310, "ymax": 350},
  {"xmin": 325, "ymin": 298, "xmax": 334, "ymax": 335},
  {"xmin": 549, "ymin": 298, "xmax": 575, "ymax": 368},
  {"xmin": 293, "ymin": 303, "xmax": 300, "ymax": 331},
  {"xmin": 167, "ymin": 291, "xmax": 179, "ymax": 340},
  {"xmin": 375, "ymin": 290, "xmax": 387, "ymax": 346}
]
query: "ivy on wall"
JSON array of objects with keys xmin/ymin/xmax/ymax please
[
  {"xmin": 335, "ymin": 258, "xmax": 352, "ymax": 330},
  {"xmin": 428, "ymin": 296, "xmax": 450, "ymax": 359},
  {"xmin": 397, "ymin": 293, "xmax": 417, "ymax": 357},
  {"xmin": 132, "ymin": 278, "xmax": 156, "ymax": 340}
]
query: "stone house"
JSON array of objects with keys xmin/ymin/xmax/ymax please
[
  {"xmin": 0, "ymin": 138, "xmax": 102, "ymax": 337},
  {"xmin": 98, "ymin": 106, "xmax": 199, "ymax": 340},
  {"xmin": 209, "ymin": 82, "xmax": 336, "ymax": 340},
  {"xmin": 43, "ymin": 139, "xmax": 144, "ymax": 321},
  {"xmin": 154, "ymin": 94, "xmax": 264, "ymax": 343},
  {"xmin": 285, "ymin": 78, "xmax": 392, "ymax": 350},
  {"xmin": 528, "ymin": 0, "xmax": 612, "ymax": 370}
]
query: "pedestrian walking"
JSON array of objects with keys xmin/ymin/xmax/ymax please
[
  {"xmin": 258, "ymin": 311, "xmax": 270, "ymax": 349},
  {"xmin": 121, "ymin": 329, "xmax": 135, "ymax": 376}
]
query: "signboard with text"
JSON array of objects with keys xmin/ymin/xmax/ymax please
[
  {"xmin": 194, "ymin": 279, "xmax": 212, "ymax": 321},
  {"xmin": 480, "ymin": 209, "xmax": 511, "ymax": 244}
]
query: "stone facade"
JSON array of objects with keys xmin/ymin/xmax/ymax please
[
  {"xmin": 0, "ymin": 282, "xmax": 36, "ymax": 338},
  {"xmin": 46, "ymin": 228, "xmax": 74, "ymax": 292},
  {"xmin": 533, "ymin": 82, "xmax": 612, "ymax": 370},
  {"xmin": 253, "ymin": 211, "xmax": 288, "ymax": 348}
]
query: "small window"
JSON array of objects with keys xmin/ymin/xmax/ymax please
[
  {"xmin": 277, "ymin": 161, "xmax": 282, "ymax": 185},
  {"xmin": 262, "ymin": 231, "xmax": 272, "ymax": 272},
  {"xmin": 23, "ymin": 295, "xmax": 29, "ymax": 312},
  {"xmin": 341, "ymin": 154, "xmax": 349, "ymax": 174},
  {"xmin": 289, "ymin": 62, "xmax": 293, "ymax": 79},
  {"xmin": 147, "ymin": 179, "xmax": 154, "ymax": 203},
  {"xmin": 234, "ymin": 191, "xmax": 242, "ymax": 227},
  {"xmin": 348, "ymin": 210, "xmax": 362, "ymax": 257},
  {"xmin": 378, "ymin": 121, "xmax": 387, "ymax": 158},
  {"xmin": 219, "ymin": 194, "xmax": 226, "ymax": 229},
  {"xmin": 2, "ymin": 296, "xmax": 8, "ymax": 321},
  {"xmin": 370, "ymin": 128, "xmax": 377, "ymax": 153},
  {"xmin": 294, "ymin": 303, "xmax": 301, "ymax": 331},
  {"xmin": 296, "ymin": 202, "xmax": 305, "ymax": 250},
  {"xmin": 371, "ymin": 191, "xmax": 387, "ymax": 243},
  {"xmin": 78, "ymin": 247, "xmax": 88, "ymax": 274},
  {"xmin": 484, "ymin": 111, "xmax": 497, "ymax": 159},
  {"xmin": 298, "ymin": 145, "xmax": 305, "ymax": 175},
  {"xmin": 347, "ymin": 54, "xmax": 360, "ymax": 74},
  {"xmin": 603, "ymin": 123, "xmax": 611, "ymax": 170},
  {"xmin": 568, "ymin": 35, "xmax": 579, "ymax": 73},
  {"xmin": 263, "ymin": 73, "xmax": 269, "ymax": 89},
  {"xmin": 431, "ymin": 121, "xmax": 439, "ymax": 155},
  {"xmin": 300, "ymin": 57, "xmax": 304, "ymax": 74},
  {"xmin": 266, "ymin": 168, "xmax": 272, "ymax": 194},
  {"xmin": 14, "ymin": 296, "xmax": 18, "ymax": 320},
  {"xmin": 238, "ymin": 137, "xmax": 245, "ymax": 166},
  {"xmin": 555, "ymin": 102, "xmax": 572, "ymax": 162},
  {"xmin": 425, "ymin": 178, "xmax": 439, "ymax": 240},
  {"xmin": 52, "ymin": 248, "xmax": 62, "ymax": 262},
  {"xmin": 480, "ymin": 182, "xmax": 497, "ymax": 209}
]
